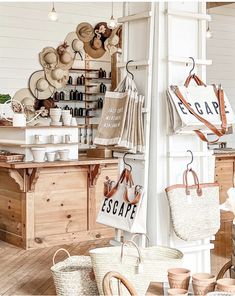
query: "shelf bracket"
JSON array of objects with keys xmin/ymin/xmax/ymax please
[
  {"xmin": 89, "ymin": 164, "xmax": 101, "ymax": 187},
  {"xmin": 8, "ymin": 169, "xmax": 25, "ymax": 192},
  {"xmin": 27, "ymin": 168, "xmax": 41, "ymax": 192}
]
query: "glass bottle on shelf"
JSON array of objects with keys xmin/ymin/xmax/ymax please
[
  {"xmin": 70, "ymin": 107, "xmax": 74, "ymax": 116},
  {"xmin": 59, "ymin": 91, "xmax": 65, "ymax": 101},
  {"xmin": 103, "ymin": 70, "xmax": 106, "ymax": 78},
  {"xmin": 77, "ymin": 76, "xmax": 81, "ymax": 85},
  {"xmin": 74, "ymin": 107, "xmax": 78, "ymax": 117},
  {"xmin": 54, "ymin": 91, "xmax": 60, "ymax": 101},
  {"xmin": 70, "ymin": 90, "xmax": 74, "ymax": 101},
  {"xmin": 78, "ymin": 108, "xmax": 83, "ymax": 117},
  {"xmin": 73, "ymin": 90, "xmax": 78, "ymax": 100},
  {"xmin": 80, "ymin": 74, "xmax": 85, "ymax": 85},
  {"xmin": 68, "ymin": 76, "xmax": 73, "ymax": 85},
  {"xmin": 99, "ymin": 68, "xmax": 103, "ymax": 78}
]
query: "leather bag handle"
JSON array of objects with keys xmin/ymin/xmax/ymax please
[
  {"xmin": 123, "ymin": 185, "xmax": 143, "ymax": 205},
  {"xmin": 183, "ymin": 169, "xmax": 202, "ymax": 197},
  {"xmin": 184, "ymin": 74, "xmax": 207, "ymax": 87},
  {"xmin": 171, "ymin": 83, "xmax": 227, "ymax": 143}
]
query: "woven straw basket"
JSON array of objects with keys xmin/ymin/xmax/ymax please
[
  {"xmin": 90, "ymin": 240, "xmax": 183, "ymax": 296},
  {"xmin": 51, "ymin": 248, "xmax": 98, "ymax": 296}
]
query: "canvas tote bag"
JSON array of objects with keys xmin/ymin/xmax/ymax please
[
  {"xmin": 96, "ymin": 168, "xmax": 146, "ymax": 233},
  {"xmin": 165, "ymin": 168, "xmax": 220, "ymax": 241},
  {"xmin": 167, "ymin": 74, "xmax": 235, "ymax": 142},
  {"xmin": 94, "ymin": 91, "xmax": 129, "ymax": 146}
]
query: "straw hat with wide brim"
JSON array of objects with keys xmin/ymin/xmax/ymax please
[
  {"xmin": 64, "ymin": 32, "xmax": 84, "ymax": 57},
  {"xmin": 13, "ymin": 88, "xmax": 36, "ymax": 109},
  {"xmin": 57, "ymin": 46, "xmax": 74, "ymax": 71},
  {"xmin": 104, "ymin": 28, "xmax": 119, "ymax": 55},
  {"xmin": 45, "ymin": 67, "xmax": 69, "ymax": 89},
  {"xmin": 83, "ymin": 32, "xmax": 105, "ymax": 59},
  {"xmin": 76, "ymin": 22, "xmax": 95, "ymax": 43},
  {"xmin": 39, "ymin": 47, "xmax": 59, "ymax": 70},
  {"xmin": 94, "ymin": 22, "xmax": 112, "ymax": 41},
  {"xmin": 29, "ymin": 71, "xmax": 55, "ymax": 100}
]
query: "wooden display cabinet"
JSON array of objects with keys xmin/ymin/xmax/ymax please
[{"xmin": 0, "ymin": 157, "xmax": 118, "ymax": 249}]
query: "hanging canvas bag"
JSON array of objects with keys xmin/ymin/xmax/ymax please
[
  {"xmin": 165, "ymin": 168, "xmax": 220, "ymax": 241},
  {"xmin": 96, "ymin": 168, "xmax": 146, "ymax": 233},
  {"xmin": 94, "ymin": 90, "xmax": 129, "ymax": 146},
  {"xmin": 166, "ymin": 74, "xmax": 235, "ymax": 142}
]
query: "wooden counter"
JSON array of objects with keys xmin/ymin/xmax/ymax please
[
  {"xmin": 0, "ymin": 157, "xmax": 118, "ymax": 249},
  {"xmin": 212, "ymin": 152, "xmax": 235, "ymax": 274}
]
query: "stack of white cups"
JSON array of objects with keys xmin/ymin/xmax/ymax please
[
  {"xmin": 62, "ymin": 110, "xmax": 72, "ymax": 126},
  {"xmin": 50, "ymin": 108, "xmax": 62, "ymax": 126}
]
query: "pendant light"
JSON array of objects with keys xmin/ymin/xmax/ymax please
[
  {"xmin": 206, "ymin": 9, "xmax": 212, "ymax": 39},
  {"xmin": 48, "ymin": 2, "xmax": 58, "ymax": 22},
  {"xmin": 107, "ymin": 2, "xmax": 118, "ymax": 30}
]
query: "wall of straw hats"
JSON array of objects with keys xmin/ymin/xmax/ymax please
[{"xmin": 0, "ymin": 2, "xmax": 123, "ymax": 96}]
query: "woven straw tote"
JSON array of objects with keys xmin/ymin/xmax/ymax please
[
  {"xmin": 51, "ymin": 248, "xmax": 98, "ymax": 296},
  {"xmin": 90, "ymin": 241, "xmax": 150, "ymax": 296},
  {"xmin": 129, "ymin": 234, "xmax": 184, "ymax": 282}
]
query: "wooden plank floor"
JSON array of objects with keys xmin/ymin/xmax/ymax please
[
  {"xmin": 0, "ymin": 239, "xmax": 110, "ymax": 296},
  {"xmin": 0, "ymin": 239, "xmax": 230, "ymax": 295}
]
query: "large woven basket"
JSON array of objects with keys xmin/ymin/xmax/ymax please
[
  {"xmin": 51, "ymin": 248, "xmax": 98, "ymax": 296},
  {"xmin": 90, "ymin": 240, "xmax": 183, "ymax": 296}
]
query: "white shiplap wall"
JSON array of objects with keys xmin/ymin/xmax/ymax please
[
  {"xmin": 207, "ymin": 3, "xmax": 235, "ymax": 147},
  {"xmin": 0, "ymin": 2, "xmax": 123, "ymax": 96}
]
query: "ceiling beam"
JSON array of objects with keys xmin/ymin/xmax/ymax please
[{"xmin": 207, "ymin": 2, "xmax": 234, "ymax": 9}]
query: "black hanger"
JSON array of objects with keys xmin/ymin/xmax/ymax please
[
  {"xmin": 123, "ymin": 152, "xmax": 132, "ymax": 172},
  {"xmin": 186, "ymin": 150, "xmax": 194, "ymax": 171},
  {"xmin": 188, "ymin": 57, "xmax": 195, "ymax": 76},
  {"xmin": 126, "ymin": 60, "xmax": 134, "ymax": 80}
]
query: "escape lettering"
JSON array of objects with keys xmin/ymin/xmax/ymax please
[
  {"xmin": 101, "ymin": 198, "xmax": 137, "ymax": 220},
  {"xmin": 178, "ymin": 101, "xmax": 230, "ymax": 115}
]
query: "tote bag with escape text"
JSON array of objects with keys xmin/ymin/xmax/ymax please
[
  {"xmin": 96, "ymin": 169, "xmax": 146, "ymax": 233},
  {"xmin": 166, "ymin": 74, "xmax": 235, "ymax": 142}
]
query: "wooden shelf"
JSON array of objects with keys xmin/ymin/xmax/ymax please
[
  {"xmin": 0, "ymin": 142, "xmax": 80, "ymax": 148},
  {"xmin": 0, "ymin": 126, "xmax": 78, "ymax": 129},
  {"xmin": 57, "ymin": 100, "xmax": 98, "ymax": 103},
  {"xmin": 74, "ymin": 116, "xmax": 95, "ymax": 118},
  {"xmin": 70, "ymin": 68, "xmax": 100, "ymax": 72}
]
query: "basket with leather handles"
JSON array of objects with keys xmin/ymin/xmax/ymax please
[
  {"xmin": 165, "ymin": 168, "xmax": 220, "ymax": 241},
  {"xmin": 129, "ymin": 233, "xmax": 184, "ymax": 282},
  {"xmin": 90, "ymin": 240, "xmax": 150, "ymax": 296},
  {"xmin": 167, "ymin": 74, "xmax": 235, "ymax": 143},
  {"xmin": 96, "ymin": 168, "xmax": 146, "ymax": 233}
]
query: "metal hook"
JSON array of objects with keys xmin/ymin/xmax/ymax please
[
  {"xmin": 123, "ymin": 152, "xmax": 133, "ymax": 172},
  {"xmin": 187, "ymin": 57, "xmax": 195, "ymax": 76},
  {"xmin": 126, "ymin": 60, "xmax": 134, "ymax": 80},
  {"xmin": 186, "ymin": 150, "xmax": 194, "ymax": 170}
]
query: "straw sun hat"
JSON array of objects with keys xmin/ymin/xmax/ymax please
[
  {"xmin": 76, "ymin": 22, "xmax": 95, "ymax": 43},
  {"xmin": 64, "ymin": 32, "xmax": 84, "ymax": 58},
  {"xmin": 39, "ymin": 47, "xmax": 59, "ymax": 70},
  {"xmin": 29, "ymin": 70, "xmax": 55, "ymax": 100},
  {"xmin": 104, "ymin": 28, "xmax": 119, "ymax": 55},
  {"xmin": 13, "ymin": 88, "xmax": 36, "ymax": 110},
  {"xmin": 57, "ymin": 42, "xmax": 74, "ymax": 70},
  {"xmin": 45, "ymin": 67, "xmax": 69, "ymax": 89}
]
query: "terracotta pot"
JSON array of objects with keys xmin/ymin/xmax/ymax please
[
  {"xmin": 193, "ymin": 282, "xmax": 215, "ymax": 295},
  {"xmin": 192, "ymin": 273, "xmax": 216, "ymax": 295},
  {"xmin": 168, "ymin": 268, "xmax": 191, "ymax": 290},
  {"xmin": 168, "ymin": 288, "xmax": 188, "ymax": 296},
  {"xmin": 217, "ymin": 278, "xmax": 235, "ymax": 293}
]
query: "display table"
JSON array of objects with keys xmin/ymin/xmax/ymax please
[{"xmin": 0, "ymin": 157, "xmax": 118, "ymax": 249}]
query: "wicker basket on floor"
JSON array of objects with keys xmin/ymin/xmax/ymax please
[{"xmin": 51, "ymin": 248, "xmax": 98, "ymax": 296}]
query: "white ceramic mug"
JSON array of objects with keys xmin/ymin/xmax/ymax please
[
  {"xmin": 34, "ymin": 135, "xmax": 43, "ymax": 144},
  {"xmin": 51, "ymin": 134, "xmax": 60, "ymax": 144},
  {"xmin": 62, "ymin": 114, "xmax": 72, "ymax": 126},
  {"xmin": 64, "ymin": 134, "xmax": 72, "ymax": 143}
]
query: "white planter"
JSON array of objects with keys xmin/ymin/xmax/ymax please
[{"xmin": 31, "ymin": 147, "xmax": 46, "ymax": 162}]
